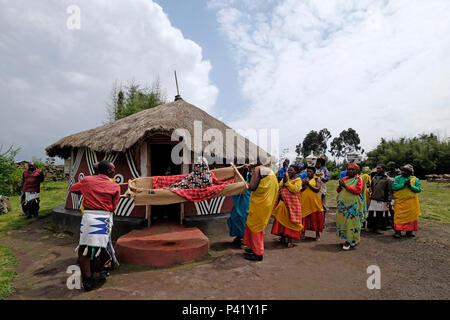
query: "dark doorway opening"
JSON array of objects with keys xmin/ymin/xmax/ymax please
[{"xmin": 149, "ymin": 144, "xmax": 181, "ymax": 224}]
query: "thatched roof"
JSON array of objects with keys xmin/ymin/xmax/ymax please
[{"xmin": 46, "ymin": 98, "xmax": 270, "ymax": 162}]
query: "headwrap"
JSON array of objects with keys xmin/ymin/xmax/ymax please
[
  {"xmin": 295, "ymin": 162, "xmax": 304, "ymax": 170},
  {"xmin": 401, "ymin": 164, "xmax": 414, "ymax": 174},
  {"xmin": 347, "ymin": 163, "xmax": 359, "ymax": 170}
]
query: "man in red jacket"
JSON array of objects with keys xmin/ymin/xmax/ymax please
[
  {"xmin": 21, "ymin": 162, "xmax": 44, "ymax": 219},
  {"xmin": 70, "ymin": 160, "xmax": 120, "ymax": 291}
]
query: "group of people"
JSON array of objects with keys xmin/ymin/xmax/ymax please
[
  {"xmin": 19, "ymin": 155, "xmax": 423, "ymax": 291},
  {"xmin": 227, "ymin": 159, "xmax": 328, "ymax": 261},
  {"xmin": 227, "ymin": 158, "xmax": 423, "ymax": 259},
  {"xmin": 336, "ymin": 161, "xmax": 422, "ymax": 249}
]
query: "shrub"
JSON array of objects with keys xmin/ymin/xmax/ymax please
[
  {"xmin": 366, "ymin": 134, "xmax": 450, "ymax": 178},
  {"xmin": 330, "ymin": 170, "xmax": 341, "ymax": 180},
  {"xmin": 0, "ymin": 146, "xmax": 21, "ymax": 196}
]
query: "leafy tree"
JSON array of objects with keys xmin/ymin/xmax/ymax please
[
  {"xmin": 295, "ymin": 128, "xmax": 331, "ymax": 159},
  {"xmin": 106, "ymin": 79, "xmax": 167, "ymax": 122},
  {"xmin": 330, "ymin": 128, "xmax": 363, "ymax": 163},
  {"xmin": 366, "ymin": 133, "xmax": 450, "ymax": 178},
  {"xmin": 0, "ymin": 145, "xmax": 22, "ymax": 196}
]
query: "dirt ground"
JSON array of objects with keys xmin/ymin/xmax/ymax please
[{"xmin": 1, "ymin": 210, "xmax": 449, "ymax": 300}]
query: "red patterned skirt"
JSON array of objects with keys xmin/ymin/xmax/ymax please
[{"xmin": 302, "ymin": 211, "xmax": 324, "ymax": 232}]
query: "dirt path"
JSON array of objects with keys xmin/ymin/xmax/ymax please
[{"xmin": 2, "ymin": 211, "xmax": 450, "ymax": 300}]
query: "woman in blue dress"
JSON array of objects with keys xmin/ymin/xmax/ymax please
[{"xmin": 227, "ymin": 167, "xmax": 252, "ymax": 246}]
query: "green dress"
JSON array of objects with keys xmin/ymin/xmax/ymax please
[
  {"xmin": 336, "ymin": 177, "xmax": 366, "ymax": 243},
  {"xmin": 392, "ymin": 175, "xmax": 421, "ymax": 193}
]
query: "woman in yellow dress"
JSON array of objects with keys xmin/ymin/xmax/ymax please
[
  {"xmin": 392, "ymin": 164, "xmax": 421, "ymax": 238},
  {"xmin": 301, "ymin": 166, "xmax": 324, "ymax": 241},
  {"xmin": 271, "ymin": 165, "xmax": 303, "ymax": 248},
  {"xmin": 243, "ymin": 163, "xmax": 279, "ymax": 261}
]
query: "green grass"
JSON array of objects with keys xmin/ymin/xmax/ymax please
[
  {"xmin": 418, "ymin": 181, "xmax": 450, "ymax": 223},
  {"xmin": 0, "ymin": 244, "xmax": 19, "ymax": 300},
  {"xmin": 0, "ymin": 180, "xmax": 67, "ymax": 233},
  {"xmin": 327, "ymin": 180, "xmax": 339, "ymax": 208},
  {"xmin": 326, "ymin": 180, "xmax": 450, "ymax": 223},
  {"xmin": 0, "ymin": 180, "xmax": 67, "ymax": 299}
]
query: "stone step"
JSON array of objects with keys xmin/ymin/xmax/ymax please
[{"xmin": 114, "ymin": 223, "xmax": 209, "ymax": 267}]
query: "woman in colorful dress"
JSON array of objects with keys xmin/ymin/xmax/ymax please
[
  {"xmin": 355, "ymin": 166, "xmax": 370, "ymax": 229},
  {"xmin": 301, "ymin": 166, "xmax": 324, "ymax": 241},
  {"xmin": 243, "ymin": 163, "xmax": 279, "ymax": 261},
  {"xmin": 271, "ymin": 165, "xmax": 303, "ymax": 248},
  {"xmin": 392, "ymin": 164, "xmax": 422, "ymax": 238},
  {"xmin": 336, "ymin": 164, "xmax": 365, "ymax": 250}
]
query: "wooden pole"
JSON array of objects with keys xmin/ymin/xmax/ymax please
[
  {"xmin": 180, "ymin": 149, "xmax": 185, "ymax": 225},
  {"xmin": 147, "ymin": 144, "xmax": 152, "ymax": 227},
  {"xmin": 174, "ymin": 70, "xmax": 180, "ymax": 96}
]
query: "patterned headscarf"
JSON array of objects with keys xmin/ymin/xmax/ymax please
[{"xmin": 347, "ymin": 163, "xmax": 359, "ymax": 170}]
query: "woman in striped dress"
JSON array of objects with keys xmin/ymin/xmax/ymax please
[{"xmin": 301, "ymin": 166, "xmax": 324, "ymax": 241}]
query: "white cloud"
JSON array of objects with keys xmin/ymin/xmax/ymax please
[
  {"xmin": 210, "ymin": 0, "xmax": 450, "ymax": 158},
  {"xmin": 0, "ymin": 0, "xmax": 218, "ymax": 161}
]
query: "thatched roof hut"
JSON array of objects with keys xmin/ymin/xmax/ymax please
[
  {"xmin": 46, "ymin": 98, "xmax": 269, "ymax": 163},
  {"xmin": 46, "ymin": 98, "xmax": 270, "ymax": 220}
]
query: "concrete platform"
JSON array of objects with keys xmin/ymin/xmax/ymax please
[
  {"xmin": 51, "ymin": 204, "xmax": 147, "ymax": 241},
  {"xmin": 114, "ymin": 223, "xmax": 210, "ymax": 267},
  {"xmin": 183, "ymin": 212, "xmax": 230, "ymax": 236}
]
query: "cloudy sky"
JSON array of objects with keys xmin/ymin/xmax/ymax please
[{"xmin": 1, "ymin": 0, "xmax": 449, "ymax": 163}]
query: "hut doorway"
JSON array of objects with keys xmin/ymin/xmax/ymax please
[{"xmin": 149, "ymin": 143, "xmax": 181, "ymax": 224}]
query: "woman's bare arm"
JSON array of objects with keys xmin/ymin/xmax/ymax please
[{"xmin": 248, "ymin": 166, "xmax": 261, "ymax": 191}]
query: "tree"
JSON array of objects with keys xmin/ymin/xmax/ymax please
[
  {"xmin": 296, "ymin": 128, "xmax": 331, "ymax": 159},
  {"xmin": 330, "ymin": 128, "xmax": 363, "ymax": 163},
  {"xmin": 0, "ymin": 145, "xmax": 22, "ymax": 196},
  {"xmin": 366, "ymin": 133, "xmax": 450, "ymax": 178},
  {"xmin": 106, "ymin": 78, "xmax": 167, "ymax": 122}
]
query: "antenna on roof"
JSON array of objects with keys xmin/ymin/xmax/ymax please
[{"xmin": 174, "ymin": 70, "xmax": 182, "ymax": 101}]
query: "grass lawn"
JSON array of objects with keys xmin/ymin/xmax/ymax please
[
  {"xmin": 0, "ymin": 244, "xmax": 19, "ymax": 300},
  {"xmin": 326, "ymin": 180, "xmax": 450, "ymax": 223},
  {"xmin": 0, "ymin": 180, "xmax": 67, "ymax": 233},
  {"xmin": 0, "ymin": 180, "xmax": 67, "ymax": 299}
]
